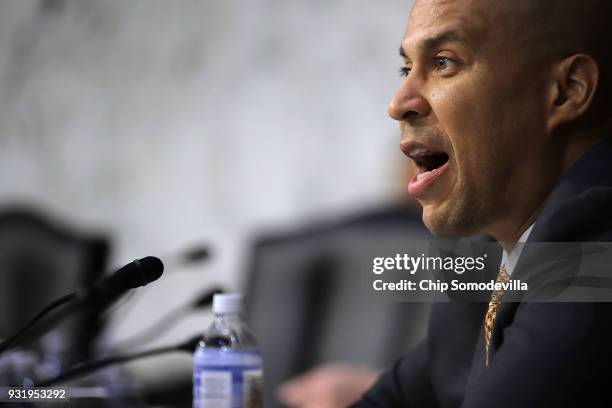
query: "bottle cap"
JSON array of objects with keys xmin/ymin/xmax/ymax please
[{"xmin": 213, "ymin": 293, "xmax": 243, "ymax": 315}]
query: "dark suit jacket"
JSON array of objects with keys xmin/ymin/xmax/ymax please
[{"xmin": 352, "ymin": 140, "xmax": 612, "ymax": 408}]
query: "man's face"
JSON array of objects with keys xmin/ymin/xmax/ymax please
[{"xmin": 390, "ymin": 0, "xmax": 552, "ymax": 237}]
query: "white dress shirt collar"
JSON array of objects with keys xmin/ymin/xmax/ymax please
[{"xmin": 501, "ymin": 223, "xmax": 534, "ymax": 276}]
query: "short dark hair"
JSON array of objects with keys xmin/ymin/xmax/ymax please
[
  {"xmin": 508, "ymin": 1, "xmax": 610, "ymax": 63},
  {"xmin": 507, "ymin": 1, "xmax": 612, "ymax": 126}
]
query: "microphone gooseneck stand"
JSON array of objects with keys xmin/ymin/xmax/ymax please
[{"xmin": 37, "ymin": 335, "xmax": 202, "ymax": 387}]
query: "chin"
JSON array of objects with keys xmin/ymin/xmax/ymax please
[
  {"xmin": 422, "ymin": 213, "xmax": 455, "ymax": 237},
  {"xmin": 420, "ymin": 200, "xmax": 479, "ymax": 237},
  {"xmin": 421, "ymin": 204, "xmax": 450, "ymax": 235}
]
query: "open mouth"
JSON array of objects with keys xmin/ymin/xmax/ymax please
[
  {"xmin": 410, "ymin": 149, "xmax": 449, "ymax": 180},
  {"xmin": 401, "ymin": 142, "xmax": 450, "ymax": 196}
]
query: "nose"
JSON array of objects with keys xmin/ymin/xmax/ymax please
[{"xmin": 388, "ymin": 77, "xmax": 431, "ymax": 122}]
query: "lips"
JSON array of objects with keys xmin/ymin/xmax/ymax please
[{"xmin": 401, "ymin": 141, "xmax": 450, "ymax": 196}]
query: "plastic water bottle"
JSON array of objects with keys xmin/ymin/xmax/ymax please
[{"xmin": 193, "ymin": 293, "xmax": 263, "ymax": 408}]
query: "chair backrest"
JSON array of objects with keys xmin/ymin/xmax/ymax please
[
  {"xmin": 0, "ymin": 206, "xmax": 110, "ymax": 364},
  {"xmin": 245, "ymin": 205, "xmax": 432, "ymax": 407}
]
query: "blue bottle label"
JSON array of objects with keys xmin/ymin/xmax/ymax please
[{"xmin": 193, "ymin": 349, "xmax": 263, "ymax": 408}]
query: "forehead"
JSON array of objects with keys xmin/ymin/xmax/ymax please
[{"xmin": 404, "ymin": 0, "xmax": 499, "ymax": 50}]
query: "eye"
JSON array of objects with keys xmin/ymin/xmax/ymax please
[
  {"xmin": 435, "ymin": 56, "xmax": 457, "ymax": 71},
  {"xmin": 399, "ymin": 66, "xmax": 412, "ymax": 77}
]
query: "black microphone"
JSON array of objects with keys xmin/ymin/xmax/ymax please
[
  {"xmin": 191, "ymin": 287, "xmax": 224, "ymax": 309},
  {"xmin": 0, "ymin": 257, "xmax": 164, "ymax": 355},
  {"xmin": 36, "ymin": 334, "xmax": 202, "ymax": 387},
  {"xmin": 112, "ymin": 286, "xmax": 223, "ymax": 351},
  {"xmin": 99, "ymin": 245, "xmax": 212, "ymax": 343},
  {"xmin": 161, "ymin": 244, "xmax": 212, "ymax": 274},
  {"xmin": 82, "ymin": 256, "xmax": 164, "ymax": 309},
  {"xmin": 182, "ymin": 245, "xmax": 211, "ymax": 265}
]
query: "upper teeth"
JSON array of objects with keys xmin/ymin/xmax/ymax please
[
  {"xmin": 417, "ymin": 170, "xmax": 433, "ymax": 181},
  {"xmin": 409, "ymin": 148, "xmax": 430, "ymax": 159}
]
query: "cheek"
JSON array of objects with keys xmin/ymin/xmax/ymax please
[
  {"xmin": 431, "ymin": 84, "xmax": 496, "ymax": 173},
  {"xmin": 431, "ymin": 78, "xmax": 527, "ymax": 183}
]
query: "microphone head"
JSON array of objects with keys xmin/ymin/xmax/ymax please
[
  {"xmin": 192, "ymin": 287, "xmax": 224, "ymax": 309},
  {"xmin": 116, "ymin": 256, "xmax": 164, "ymax": 290},
  {"xmin": 181, "ymin": 245, "xmax": 211, "ymax": 265},
  {"xmin": 83, "ymin": 256, "xmax": 164, "ymax": 310},
  {"xmin": 133, "ymin": 256, "xmax": 164, "ymax": 287}
]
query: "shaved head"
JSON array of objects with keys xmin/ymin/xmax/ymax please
[
  {"xmin": 501, "ymin": 1, "xmax": 612, "ymax": 88},
  {"xmin": 393, "ymin": 0, "xmax": 611, "ymax": 240},
  {"xmin": 473, "ymin": 0, "xmax": 612, "ymax": 134}
]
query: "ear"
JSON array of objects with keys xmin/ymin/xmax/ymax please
[{"xmin": 546, "ymin": 54, "xmax": 599, "ymax": 133}]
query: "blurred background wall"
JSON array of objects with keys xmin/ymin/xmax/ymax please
[{"xmin": 0, "ymin": 0, "xmax": 414, "ymax": 384}]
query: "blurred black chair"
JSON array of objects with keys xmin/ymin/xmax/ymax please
[
  {"xmin": 0, "ymin": 205, "xmax": 110, "ymax": 366},
  {"xmin": 245, "ymin": 204, "xmax": 433, "ymax": 408}
]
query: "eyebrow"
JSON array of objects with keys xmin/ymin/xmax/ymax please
[{"xmin": 399, "ymin": 30, "xmax": 469, "ymax": 59}]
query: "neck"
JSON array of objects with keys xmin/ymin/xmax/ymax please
[
  {"xmin": 491, "ymin": 135, "xmax": 602, "ymax": 252},
  {"xmin": 495, "ymin": 208, "xmax": 539, "ymax": 253}
]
